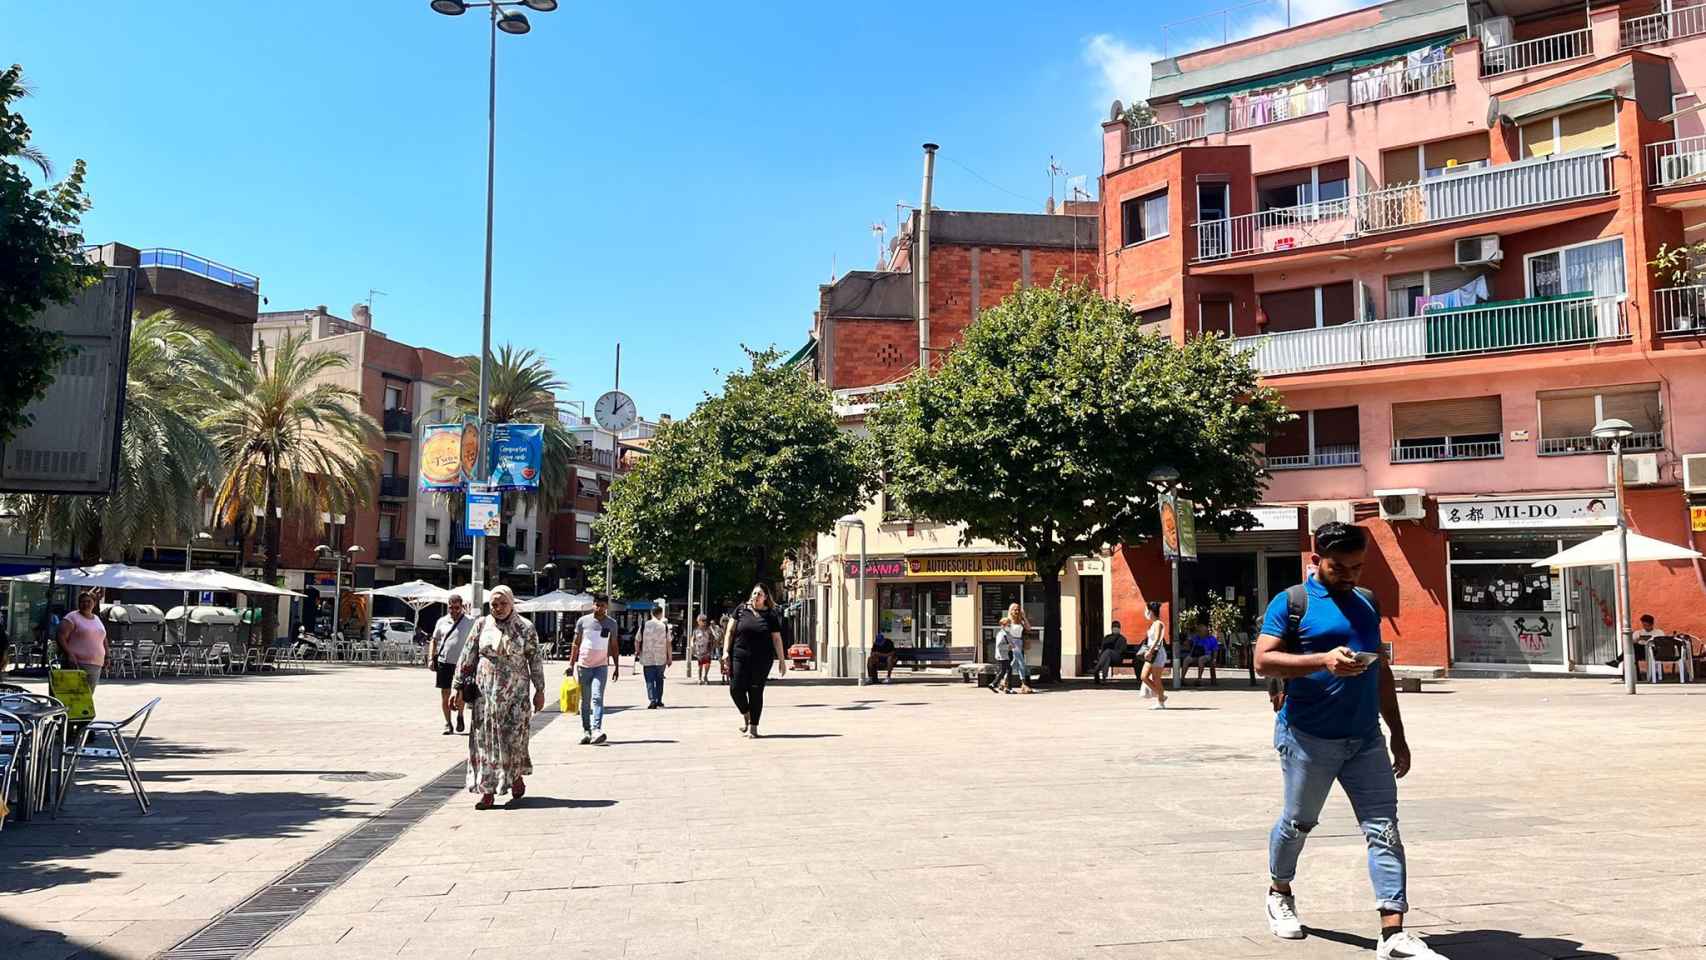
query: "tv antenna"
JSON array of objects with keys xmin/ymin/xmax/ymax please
[
  {"xmin": 1048, "ymin": 157, "xmax": 1068, "ymax": 209},
  {"xmin": 365, "ymin": 288, "xmax": 387, "ymax": 310},
  {"xmin": 870, "ymin": 222, "xmax": 886, "ymax": 268}
]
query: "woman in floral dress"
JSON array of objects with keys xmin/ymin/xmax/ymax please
[{"xmin": 450, "ymin": 585, "xmax": 546, "ymax": 809}]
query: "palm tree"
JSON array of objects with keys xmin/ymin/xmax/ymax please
[
  {"xmin": 3, "ymin": 310, "xmax": 228, "ymax": 561},
  {"xmin": 201, "ymin": 331, "xmax": 379, "ymax": 641},
  {"xmin": 438, "ymin": 345, "xmax": 573, "ymax": 586}
]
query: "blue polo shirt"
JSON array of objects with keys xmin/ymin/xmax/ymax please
[{"xmin": 1260, "ymin": 577, "xmax": 1382, "ymax": 740}]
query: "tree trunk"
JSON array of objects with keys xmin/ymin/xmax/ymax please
[
  {"xmin": 1039, "ymin": 564, "xmax": 1063, "ymax": 683},
  {"xmin": 261, "ymin": 463, "xmax": 281, "ymax": 644},
  {"xmin": 752, "ymin": 543, "xmax": 769, "ymax": 591}
]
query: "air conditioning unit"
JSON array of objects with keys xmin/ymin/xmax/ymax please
[
  {"xmin": 1455, "ymin": 235, "xmax": 1503, "ymax": 267},
  {"xmin": 1374, "ymin": 488, "xmax": 1427, "ymax": 521},
  {"xmin": 1307, "ymin": 500, "xmax": 1355, "ymax": 529},
  {"xmin": 1660, "ymin": 151, "xmax": 1706, "ymax": 185},
  {"xmin": 1684, "ymin": 453, "xmax": 1706, "ymax": 493},
  {"xmin": 1607, "ymin": 452, "xmax": 1661, "ymax": 487}
]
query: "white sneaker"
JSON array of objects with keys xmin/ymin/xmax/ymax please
[
  {"xmin": 1142, "ymin": 686, "xmax": 1154, "ymax": 699},
  {"xmin": 1151, "ymin": 702, "xmax": 1167, "ymax": 710},
  {"xmin": 1376, "ymin": 931, "xmax": 1445, "ymax": 959},
  {"xmin": 592, "ymin": 730, "xmax": 607, "ymax": 745},
  {"xmin": 1266, "ymin": 890, "xmax": 1304, "ymax": 940}
]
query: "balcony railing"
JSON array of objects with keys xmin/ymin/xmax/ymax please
[
  {"xmin": 1539, "ymin": 431, "xmax": 1663, "ymax": 455},
  {"xmin": 1228, "ymin": 85, "xmax": 1328, "ymax": 131},
  {"xmin": 1351, "ymin": 57, "xmax": 1454, "ymax": 106},
  {"xmin": 572, "ymin": 446, "xmax": 615, "ymax": 469},
  {"xmin": 376, "ymin": 538, "xmax": 405, "ymax": 562},
  {"xmin": 1391, "ymin": 438, "xmax": 1504, "ymax": 463},
  {"xmin": 1621, "ymin": 3, "xmax": 1706, "ymax": 48},
  {"xmin": 138, "ymin": 247, "xmax": 261, "ymax": 292},
  {"xmin": 1194, "ymin": 150, "xmax": 1614, "ymax": 261},
  {"xmin": 379, "ymin": 474, "xmax": 411, "ymax": 499},
  {"xmin": 1654, "ymin": 285, "xmax": 1706, "ymax": 334},
  {"xmin": 382, "ymin": 408, "xmax": 413, "ymax": 435},
  {"xmin": 1124, "ymin": 114, "xmax": 1207, "ymax": 157},
  {"xmin": 1231, "ymin": 294, "xmax": 1626, "ymax": 376},
  {"xmin": 1648, "ymin": 136, "xmax": 1706, "ymax": 188},
  {"xmin": 451, "ymin": 535, "xmax": 516, "ymax": 567},
  {"xmin": 1480, "ymin": 28, "xmax": 1592, "ymax": 77},
  {"xmin": 1267, "ymin": 444, "xmax": 1362, "ymax": 470}
]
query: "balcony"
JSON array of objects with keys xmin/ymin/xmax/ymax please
[
  {"xmin": 571, "ymin": 446, "xmax": 614, "ymax": 470},
  {"xmin": 1228, "ymin": 85, "xmax": 1328, "ymax": 131},
  {"xmin": 382, "ymin": 408, "xmax": 413, "ymax": 436},
  {"xmin": 1350, "ymin": 57, "xmax": 1454, "ymax": 106},
  {"xmin": 1539, "ymin": 431, "xmax": 1663, "ymax": 456},
  {"xmin": 1621, "ymin": 4, "xmax": 1706, "ymax": 48},
  {"xmin": 1232, "ymin": 294, "xmax": 1626, "ymax": 376},
  {"xmin": 1194, "ymin": 151, "xmax": 1614, "ymax": 262},
  {"xmin": 451, "ymin": 534, "xmax": 515, "ymax": 568},
  {"xmin": 1654, "ymin": 285, "xmax": 1706, "ymax": 334},
  {"xmin": 376, "ymin": 538, "xmax": 405, "ymax": 562},
  {"xmin": 1648, "ymin": 136, "xmax": 1706, "ymax": 188},
  {"xmin": 1266, "ymin": 445, "xmax": 1361, "ymax": 471},
  {"xmin": 1480, "ymin": 28, "xmax": 1593, "ymax": 78},
  {"xmin": 378, "ymin": 474, "xmax": 411, "ymax": 499},
  {"xmin": 138, "ymin": 247, "xmax": 261, "ymax": 292},
  {"xmin": 1391, "ymin": 438, "xmax": 1504, "ymax": 463},
  {"xmin": 1123, "ymin": 114, "xmax": 1206, "ymax": 158}
]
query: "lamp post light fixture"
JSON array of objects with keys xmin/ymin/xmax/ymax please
[
  {"xmin": 315, "ymin": 544, "xmax": 364, "ymax": 641},
  {"xmin": 835, "ymin": 515, "xmax": 868, "ymax": 685},
  {"xmin": 183, "ymin": 531, "xmax": 214, "ymax": 609},
  {"xmin": 1592, "ymin": 417, "xmax": 1638, "ymax": 696},
  {"xmin": 427, "ymin": 0, "xmax": 556, "ymax": 615}
]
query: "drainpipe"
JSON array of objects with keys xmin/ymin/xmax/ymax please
[{"xmin": 918, "ymin": 143, "xmax": 938, "ymax": 371}]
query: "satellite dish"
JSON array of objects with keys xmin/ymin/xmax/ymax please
[
  {"xmin": 1110, "ymin": 99, "xmax": 1125, "ymax": 122},
  {"xmin": 1486, "ymin": 95, "xmax": 1501, "ymax": 129}
]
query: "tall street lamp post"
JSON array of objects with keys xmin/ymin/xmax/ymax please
[
  {"xmin": 835, "ymin": 515, "xmax": 867, "ymax": 685},
  {"xmin": 183, "ymin": 531, "xmax": 213, "ymax": 610},
  {"xmin": 429, "ymin": 552, "xmax": 453, "ymax": 588},
  {"xmin": 427, "ymin": 0, "xmax": 557, "ymax": 614},
  {"xmin": 1147, "ymin": 466, "xmax": 1183, "ymax": 691},
  {"xmin": 1593, "ymin": 417, "xmax": 1637, "ymax": 696},
  {"xmin": 315, "ymin": 544, "xmax": 363, "ymax": 641}
]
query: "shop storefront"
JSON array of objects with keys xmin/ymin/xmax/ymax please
[
  {"xmin": 1176, "ymin": 507, "xmax": 1307, "ymax": 637},
  {"xmin": 1440, "ymin": 494, "xmax": 1619, "ymax": 672}
]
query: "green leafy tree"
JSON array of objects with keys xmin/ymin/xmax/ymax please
[
  {"xmin": 437, "ymin": 344, "xmax": 574, "ymax": 585},
  {"xmin": 869, "ymin": 280, "xmax": 1291, "ymax": 681},
  {"xmin": 599, "ymin": 347, "xmax": 871, "ymax": 592},
  {"xmin": 202, "ymin": 331, "xmax": 379, "ymax": 641},
  {"xmin": 3, "ymin": 310, "xmax": 231, "ymax": 560},
  {"xmin": 1122, "ymin": 100, "xmax": 1158, "ymax": 127},
  {"xmin": 0, "ymin": 64, "xmax": 101, "ymax": 444}
]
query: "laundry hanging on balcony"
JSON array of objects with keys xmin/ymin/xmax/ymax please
[{"xmin": 1419, "ymin": 274, "xmax": 1489, "ymax": 314}]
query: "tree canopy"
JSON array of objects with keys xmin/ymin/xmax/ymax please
[
  {"xmin": 599, "ymin": 347, "xmax": 871, "ymax": 591},
  {"xmin": 868, "ymin": 280, "xmax": 1291, "ymax": 679}
]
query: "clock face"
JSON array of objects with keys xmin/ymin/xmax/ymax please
[{"xmin": 594, "ymin": 390, "xmax": 637, "ymax": 432}]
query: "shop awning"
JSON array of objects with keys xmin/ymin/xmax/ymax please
[
  {"xmin": 1531, "ymin": 531, "xmax": 1702, "ymax": 569},
  {"xmin": 1179, "ymin": 33, "xmax": 1460, "ymax": 106}
]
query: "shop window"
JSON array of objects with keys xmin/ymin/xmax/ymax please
[
  {"xmin": 1267, "ymin": 406, "xmax": 1360, "ymax": 469},
  {"xmin": 1391, "ymin": 396, "xmax": 1503, "ymax": 462},
  {"xmin": 1538, "ymin": 384, "xmax": 1662, "ymax": 455},
  {"xmin": 979, "ymin": 581, "xmax": 1044, "ymax": 661},
  {"xmin": 1120, "ymin": 191, "xmax": 1169, "ymax": 246},
  {"xmin": 1527, "ymin": 238, "xmax": 1625, "ymax": 300}
]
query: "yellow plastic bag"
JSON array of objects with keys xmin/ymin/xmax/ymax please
[
  {"xmin": 559, "ymin": 674, "xmax": 580, "ymax": 714},
  {"xmin": 50, "ymin": 668, "xmax": 96, "ymax": 721}
]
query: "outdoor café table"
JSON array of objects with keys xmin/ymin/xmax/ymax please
[{"xmin": 0, "ymin": 694, "xmax": 68, "ymax": 822}]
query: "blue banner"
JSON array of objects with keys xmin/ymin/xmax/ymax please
[
  {"xmin": 487, "ymin": 423, "xmax": 543, "ymax": 492},
  {"xmin": 466, "ymin": 484, "xmax": 502, "ymax": 537}
]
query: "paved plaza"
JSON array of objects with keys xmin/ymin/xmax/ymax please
[{"xmin": 2, "ymin": 663, "xmax": 1704, "ymax": 960}]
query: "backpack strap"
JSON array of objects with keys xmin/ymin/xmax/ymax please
[
  {"xmin": 1354, "ymin": 586, "xmax": 1380, "ymax": 619},
  {"xmin": 1282, "ymin": 583, "xmax": 1309, "ymax": 650}
]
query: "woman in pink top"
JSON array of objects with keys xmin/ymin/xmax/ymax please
[{"xmin": 58, "ymin": 590, "xmax": 109, "ymax": 688}]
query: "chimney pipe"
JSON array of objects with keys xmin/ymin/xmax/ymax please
[{"xmin": 917, "ymin": 142, "xmax": 938, "ymax": 371}]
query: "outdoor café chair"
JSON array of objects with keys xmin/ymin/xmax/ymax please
[
  {"xmin": 1647, "ymin": 637, "xmax": 1692, "ymax": 683},
  {"xmin": 57, "ymin": 696, "xmax": 160, "ymax": 815},
  {"xmin": 0, "ymin": 692, "xmax": 68, "ymax": 822},
  {"xmin": 0, "ymin": 707, "xmax": 26, "ymax": 830}
]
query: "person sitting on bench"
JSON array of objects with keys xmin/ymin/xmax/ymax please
[
  {"xmin": 1093, "ymin": 621, "xmax": 1129, "ymax": 684},
  {"xmin": 867, "ymin": 632, "xmax": 897, "ymax": 683},
  {"xmin": 1181, "ymin": 620, "xmax": 1220, "ymax": 686}
]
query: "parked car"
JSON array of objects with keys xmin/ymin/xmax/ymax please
[{"xmin": 371, "ymin": 617, "xmax": 424, "ymax": 652}]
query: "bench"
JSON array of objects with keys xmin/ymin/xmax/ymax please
[
  {"xmin": 880, "ymin": 646, "xmax": 976, "ymax": 679},
  {"xmin": 1390, "ymin": 665, "xmax": 1444, "ymax": 693}
]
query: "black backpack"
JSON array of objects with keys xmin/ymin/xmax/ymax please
[{"xmin": 1267, "ymin": 584, "xmax": 1380, "ymax": 697}]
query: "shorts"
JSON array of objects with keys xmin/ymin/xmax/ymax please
[
  {"xmin": 697, "ymin": 655, "xmax": 713, "ymax": 666},
  {"xmin": 434, "ymin": 662, "xmax": 457, "ymax": 690}
]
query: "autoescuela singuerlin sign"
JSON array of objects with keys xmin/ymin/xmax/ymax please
[{"xmin": 843, "ymin": 555, "xmax": 1039, "ymax": 578}]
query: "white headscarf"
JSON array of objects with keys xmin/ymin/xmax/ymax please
[{"xmin": 480, "ymin": 585, "xmax": 521, "ymax": 654}]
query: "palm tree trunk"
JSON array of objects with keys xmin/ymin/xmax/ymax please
[{"xmin": 261, "ymin": 458, "xmax": 281, "ymax": 643}]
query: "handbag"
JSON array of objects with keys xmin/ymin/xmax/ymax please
[
  {"xmin": 50, "ymin": 668, "xmax": 96, "ymax": 721},
  {"xmin": 456, "ymin": 675, "xmax": 481, "ymax": 704},
  {"xmin": 559, "ymin": 674, "xmax": 580, "ymax": 714}
]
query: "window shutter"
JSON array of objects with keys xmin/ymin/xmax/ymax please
[
  {"xmin": 1539, "ymin": 394, "xmax": 1597, "ymax": 440},
  {"xmin": 1424, "ymin": 134, "xmax": 1491, "ymax": 170},
  {"xmin": 1259, "ymin": 287, "xmax": 1318, "ymax": 333},
  {"xmin": 1425, "ymin": 265, "xmax": 1491, "ymax": 297},
  {"xmin": 1266, "ymin": 416, "xmax": 1309, "ymax": 457},
  {"xmin": 1601, "ymin": 389, "xmax": 1662, "ymax": 433},
  {"xmin": 1317, "ymin": 160, "xmax": 1350, "ymax": 183},
  {"xmin": 1520, "ymin": 117, "xmax": 1556, "ymax": 158},
  {"xmin": 1392, "ymin": 396, "xmax": 1502, "ymax": 439},
  {"xmin": 1557, "ymin": 103, "xmax": 1616, "ymax": 154},
  {"xmin": 1257, "ymin": 166, "xmax": 1314, "ymax": 191},
  {"xmin": 1381, "ymin": 147, "xmax": 1420, "ymax": 184},
  {"xmin": 1320, "ymin": 282, "xmax": 1355, "ymax": 326},
  {"xmin": 1312, "ymin": 406, "xmax": 1361, "ymax": 447}
]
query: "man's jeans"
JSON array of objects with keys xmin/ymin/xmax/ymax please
[
  {"xmin": 577, "ymin": 665, "xmax": 609, "ymax": 732},
  {"xmin": 1269, "ymin": 717, "xmax": 1408, "ymax": 914},
  {"xmin": 642, "ymin": 664, "xmax": 665, "ymax": 705}
]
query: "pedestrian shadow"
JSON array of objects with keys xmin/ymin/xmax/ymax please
[
  {"xmin": 603, "ymin": 739, "xmax": 679, "ymax": 745},
  {"xmin": 752, "ymin": 733, "xmax": 843, "ymax": 740},
  {"xmin": 1307, "ymin": 927, "xmax": 1608, "ymax": 958},
  {"xmin": 0, "ymin": 914, "xmax": 128, "ymax": 959},
  {"xmin": 504, "ymin": 797, "xmax": 617, "ymax": 810}
]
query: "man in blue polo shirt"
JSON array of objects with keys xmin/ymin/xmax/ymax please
[{"xmin": 1254, "ymin": 522, "xmax": 1438, "ymax": 960}]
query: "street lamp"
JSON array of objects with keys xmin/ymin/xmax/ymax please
[
  {"xmin": 183, "ymin": 531, "xmax": 213, "ymax": 609},
  {"xmin": 835, "ymin": 515, "xmax": 867, "ymax": 685},
  {"xmin": 427, "ymin": 0, "xmax": 555, "ymax": 615},
  {"xmin": 315, "ymin": 544, "xmax": 363, "ymax": 640},
  {"xmin": 1147, "ymin": 465, "xmax": 1183, "ymax": 690},
  {"xmin": 1593, "ymin": 417, "xmax": 1638, "ymax": 696}
]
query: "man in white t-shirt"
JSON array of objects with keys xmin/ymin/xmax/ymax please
[
  {"xmin": 428, "ymin": 594, "xmax": 476, "ymax": 735},
  {"xmin": 571, "ymin": 596, "xmax": 621, "ymax": 744},
  {"xmin": 637, "ymin": 600, "xmax": 674, "ymax": 709}
]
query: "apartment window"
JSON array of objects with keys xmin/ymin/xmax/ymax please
[
  {"xmin": 425, "ymin": 518, "xmax": 440, "ymax": 546},
  {"xmin": 322, "ymin": 522, "xmax": 344, "ymax": 549},
  {"xmin": 513, "ymin": 527, "xmax": 527, "ymax": 551},
  {"xmin": 575, "ymin": 520, "xmax": 593, "ymax": 542},
  {"xmin": 1383, "ymin": 135, "xmax": 1491, "ymax": 185},
  {"xmin": 534, "ymin": 531, "xmax": 543, "ymax": 556},
  {"xmin": 1391, "ymin": 396, "xmax": 1503, "ymax": 462},
  {"xmin": 383, "ymin": 449, "xmax": 400, "ymax": 476},
  {"xmin": 1520, "ymin": 102, "xmax": 1616, "ymax": 159},
  {"xmin": 1197, "ymin": 298, "xmax": 1234, "ymax": 338},
  {"xmin": 379, "ymin": 514, "xmax": 396, "ymax": 541},
  {"xmin": 1386, "ymin": 267, "xmax": 1496, "ymax": 318},
  {"xmin": 383, "ymin": 384, "xmax": 404, "ymax": 411},
  {"xmin": 1267, "ymin": 406, "xmax": 1361, "ymax": 469},
  {"xmin": 1120, "ymin": 191, "xmax": 1169, "ymax": 246},
  {"xmin": 1527, "ymin": 238, "xmax": 1625, "ymax": 301},
  {"xmin": 576, "ymin": 476, "xmax": 601, "ymax": 499},
  {"xmin": 1539, "ymin": 384, "xmax": 1663, "ymax": 455},
  {"xmin": 1256, "ymin": 161, "xmax": 1348, "ymax": 215},
  {"xmin": 1136, "ymin": 305, "xmax": 1170, "ymax": 337},
  {"xmin": 1259, "ymin": 282, "xmax": 1354, "ymax": 333}
]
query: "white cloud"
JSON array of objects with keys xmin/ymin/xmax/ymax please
[{"xmin": 1084, "ymin": 33, "xmax": 1161, "ymax": 115}]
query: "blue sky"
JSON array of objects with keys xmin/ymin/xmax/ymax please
[{"xmin": 14, "ymin": 0, "xmax": 1363, "ymax": 419}]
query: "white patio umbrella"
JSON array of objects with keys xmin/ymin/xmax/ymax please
[
  {"xmin": 175, "ymin": 569, "xmax": 304, "ymax": 597},
  {"xmin": 514, "ymin": 589, "xmax": 596, "ymax": 614},
  {"xmin": 362, "ymin": 580, "xmax": 452, "ymax": 636},
  {"xmin": 6, "ymin": 562, "xmax": 189, "ymax": 591},
  {"xmin": 1531, "ymin": 530, "xmax": 1702, "ymax": 569}
]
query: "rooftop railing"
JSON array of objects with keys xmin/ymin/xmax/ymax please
[
  {"xmin": 1480, "ymin": 27, "xmax": 1592, "ymax": 77},
  {"xmin": 1228, "ymin": 85, "xmax": 1328, "ymax": 131},
  {"xmin": 137, "ymin": 248, "xmax": 261, "ymax": 292},
  {"xmin": 1123, "ymin": 114, "xmax": 1207, "ymax": 157},
  {"xmin": 1350, "ymin": 57, "xmax": 1454, "ymax": 106},
  {"xmin": 1620, "ymin": 3, "xmax": 1706, "ymax": 48}
]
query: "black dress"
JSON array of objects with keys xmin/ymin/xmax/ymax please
[{"xmin": 728, "ymin": 604, "xmax": 783, "ymax": 728}]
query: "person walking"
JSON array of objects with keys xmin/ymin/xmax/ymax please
[
  {"xmin": 637, "ymin": 600, "xmax": 672, "ymax": 709},
  {"xmin": 1139, "ymin": 601, "xmax": 1169, "ymax": 708},
  {"xmin": 1092, "ymin": 620, "xmax": 1129, "ymax": 684},
  {"xmin": 721, "ymin": 584, "xmax": 786, "ymax": 738},
  {"xmin": 690, "ymin": 614, "xmax": 717, "ymax": 684},
  {"xmin": 428, "ymin": 593, "xmax": 476, "ymax": 735},
  {"xmin": 57, "ymin": 590, "xmax": 108, "ymax": 689},
  {"xmin": 570, "ymin": 594, "xmax": 620, "ymax": 744},
  {"xmin": 987, "ymin": 620, "xmax": 1013, "ymax": 693},
  {"xmin": 448, "ymin": 585, "xmax": 546, "ymax": 810},
  {"xmin": 1253, "ymin": 522, "xmax": 1438, "ymax": 959},
  {"xmin": 1004, "ymin": 603, "xmax": 1034, "ymax": 694}
]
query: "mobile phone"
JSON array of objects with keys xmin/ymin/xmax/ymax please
[{"xmin": 1352, "ymin": 651, "xmax": 1380, "ymax": 666}]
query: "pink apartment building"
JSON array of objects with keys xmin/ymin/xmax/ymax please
[{"xmin": 1100, "ymin": 0, "xmax": 1706, "ymax": 673}]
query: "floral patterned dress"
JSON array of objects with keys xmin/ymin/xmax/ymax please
[{"xmin": 455, "ymin": 613, "xmax": 546, "ymax": 795}]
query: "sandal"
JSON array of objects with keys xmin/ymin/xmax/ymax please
[
  {"xmin": 475, "ymin": 793, "xmax": 495, "ymax": 810},
  {"xmin": 511, "ymin": 779, "xmax": 526, "ymax": 801}
]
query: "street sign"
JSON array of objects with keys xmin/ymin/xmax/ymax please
[
  {"xmin": 487, "ymin": 423, "xmax": 543, "ymax": 491},
  {"xmin": 466, "ymin": 485, "xmax": 501, "ymax": 537}
]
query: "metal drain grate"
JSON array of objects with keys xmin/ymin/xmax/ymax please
[{"xmin": 318, "ymin": 771, "xmax": 405, "ymax": 782}]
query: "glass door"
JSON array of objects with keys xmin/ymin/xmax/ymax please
[
  {"xmin": 913, "ymin": 582, "xmax": 953, "ymax": 649},
  {"xmin": 1564, "ymin": 565, "xmax": 1620, "ymax": 670}
]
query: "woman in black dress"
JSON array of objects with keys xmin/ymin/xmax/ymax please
[{"xmin": 721, "ymin": 584, "xmax": 787, "ymax": 738}]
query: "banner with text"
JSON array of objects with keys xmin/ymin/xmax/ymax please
[{"xmin": 486, "ymin": 423, "xmax": 543, "ymax": 492}]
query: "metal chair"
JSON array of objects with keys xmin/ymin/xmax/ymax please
[
  {"xmin": 57, "ymin": 696, "xmax": 160, "ymax": 815},
  {"xmin": 0, "ymin": 707, "xmax": 26, "ymax": 830},
  {"xmin": 0, "ymin": 693, "xmax": 67, "ymax": 821}
]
